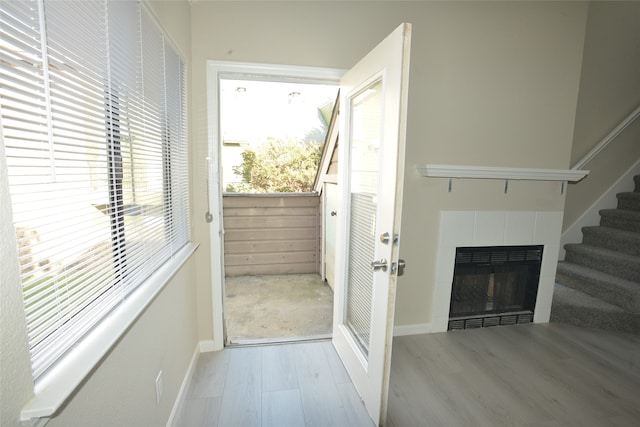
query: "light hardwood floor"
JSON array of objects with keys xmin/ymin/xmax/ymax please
[
  {"xmin": 175, "ymin": 323, "xmax": 640, "ymax": 427},
  {"xmin": 174, "ymin": 340, "xmax": 373, "ymax": 427},
  {"xmin": 387, "ymin": 323, "xmax": 640, "ymax": 427}
]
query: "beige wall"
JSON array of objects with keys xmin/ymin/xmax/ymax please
[
  {"xmin": 45, "ymin": 256, "xmax": 198, "ymax": 427},
  {"xmin": 7, "ymin": 1, "xmax": 626, "ymax": 424},
  {"xmin": 563, "ymin": 1, "xmax": 640, "ymax": 231},
  {"xmin": 190, "ymin": 1, "xmax": 589, "ymax": 331},
  {"xmin": 0, "ymin": 2, "xmax": 197, "ymax": 426}
]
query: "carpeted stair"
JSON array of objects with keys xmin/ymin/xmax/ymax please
[{"xmin": 551, "ymin": 174, "xmax": 640, "ymax": 334}]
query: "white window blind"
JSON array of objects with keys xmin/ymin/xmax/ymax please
[{"xmin": 0, "ymin": 0, "xmax": 190, "ymax": 380}]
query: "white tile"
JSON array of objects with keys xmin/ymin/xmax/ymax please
[
  {"xmin": 473, "ymin": 211, "xmax": 506, "ymax": 245},
  {"xmin": 431, "ymin": 316, "xmax": 449, "ymax": 333},
  {"xmin": 534, "ymin": 276, "xmax": 555, "ymax": 312},
  {"xmin": 432, "ymin": 281, "xmax": 453, "ymax": 319},
  {"xmin": 435, "ymin": 246, "xmax": 456, "ymax": 283},
  {"xmin": 440, "ymin": 211, "xmax": 474, "ymax": 247},
  {"xmin": 533, "ymin": 307, "xmax": 551, "ymax": 323},
  {"xmin": 533, "ymin": 211, "xmax": 563, "ymax": 244},
  {"xmin": 539, "ymin": 245, "xmax": 559, "ymax": 278},
  {"xmin": 504, "ymin": 211, "xmax": 536, "ymax": 244}
]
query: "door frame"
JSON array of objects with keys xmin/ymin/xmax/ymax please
[{"xmin": 205, "ymin": 61, "xmax": 345, "ymax": 349}]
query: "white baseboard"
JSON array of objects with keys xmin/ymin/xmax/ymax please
[
  {"xmin": 393, "ymin": 322, "xmax": 432, "ymax": 337},
  {"xmin": 166, "ymin": 342, "xmax": 201, "ymax": 427},
  {"xmin": 560, "ymin": 159, "xmax": 640, "ymax": 259},
  {"xmin": 199, "ymin": 340, "xmax": 216, "ymax": 353}
]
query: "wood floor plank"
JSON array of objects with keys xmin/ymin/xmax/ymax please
[
  {"xmin": 175, "ymin": 396, "xmax": 221, "ymax": 427},
  {"xmin": 293, "ymin": 342, "xmax": 352, "ymax": 426},
  {"xmin": 320, "ymin": 340, "xmax": 351, "ymax": 384},
  {"xmin": 188, "ymin": 349, "xmax": 230, "ymax": 399},
  {"xmin": 387, "ymin": 323, "xmax": 640, "ymax": 427},
  {"xmin": 175, "ymin": 341, "xmax": 370, "ymax": 427},
  {"xmin": 261, "ymin": 389, "xmax": 306, "ymax": 427},
  {"xmin": 335, "ymin": 382, "xmax": 374, "ymax": 427},
  {"xmin": 217, "ymin": 347, "xmax": 262, "ymax": 427},
  {"xmin": 262, "ymin": 344, "xmax": 298, "ymax": 392},
  {"xmin": 175, "ymin": 324, "xmax": 640, "ymax": 427},
  {"xmin": 388, "ymin": 338, "xmax": 458, "ymax": 426}
]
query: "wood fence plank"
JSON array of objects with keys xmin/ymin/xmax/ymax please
[{"xmin": 222, "ymin": 194, "xmax": 320, "ymax": 275}]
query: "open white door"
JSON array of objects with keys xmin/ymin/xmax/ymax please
[{"xmin": 332, "ymin": 23, "xmax": 411, "ymax": 426}]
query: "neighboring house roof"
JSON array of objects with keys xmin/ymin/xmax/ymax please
[{"xmin": 314, "ymin": 91, "xmax": 340, "ymax": 194}]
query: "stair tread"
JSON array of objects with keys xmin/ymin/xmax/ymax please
[
  {"xmin": 557, "ymin": 261, "xmax": 640, "ymax": 290},
  {"xmin": 563, "ymin": 243, "xmax": 640, "ymax": 283},
  {"xmin": 583, "ymin": 225, "xmax": 640, "ymax": 241},
  {"xmin": 618, "ymin": 191, "xmax": 640, "ymax": 199},
  {"xmin": 551, "ymin": 283, "xmax": 640, "ymax": 334},
  {"xmin": 582, "ymin": 226, "xmax": 640, "ymax": 256},
  {"xmin": 552, "ymin": 283, "xmax": 628, "ymax": 313},
  {"xmin": 564, "ymin": 243, "xmax": 640, "ymax": 264},
  {"xmin": 617, "ymin": 192, "xmax": 640, "ymax": 211},
  {"xmin": 600, "ymin": 208, "xmax": 640, "ymax": 219}
]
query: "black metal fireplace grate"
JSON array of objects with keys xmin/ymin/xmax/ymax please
[{"xmin": 448, "ymin": 245, "xmax": 543, "ymax": 331}]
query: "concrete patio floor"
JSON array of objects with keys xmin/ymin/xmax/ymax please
[{"xmin": 224, "ymin": 274, "xmax": 334, "ymax": 344}]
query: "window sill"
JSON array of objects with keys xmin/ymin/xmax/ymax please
[{"xmin": 20, "ymin": 242, "xmax": 199, "ymax": 422}]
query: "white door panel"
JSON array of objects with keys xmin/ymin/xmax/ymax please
[{"xmin": 332, "ymin": 23, "xmax": 411, "ymax": 426}]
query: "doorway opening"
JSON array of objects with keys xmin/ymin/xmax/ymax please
[{"xmin": 208, "ymin": 62, "xmax": 344, "ymax": 346}]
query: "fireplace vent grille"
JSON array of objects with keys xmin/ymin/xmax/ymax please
[
  {"xmin": 448, "ymin": 312, "xmax": 533, "ymax": 331},
  {"xmin": 455, "ymin": 245, "xmax": 543, "ymax": 265}
]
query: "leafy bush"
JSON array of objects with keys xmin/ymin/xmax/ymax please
[{"xmin": 227, "ymin": 138, "xmax": 321, "ymax": 193}]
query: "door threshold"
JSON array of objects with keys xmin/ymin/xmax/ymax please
[{"xmin": 226, "ymin": 333, "xmax": 332, "ymax": 347}]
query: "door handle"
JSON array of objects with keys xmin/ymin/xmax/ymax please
[
  {"xmin": 392, "ymin": 259, "xmax": 406, "ymax": 276},
  {"xmin": 371, "ymin": 258, "xmax": 388, "ymax": 272}
]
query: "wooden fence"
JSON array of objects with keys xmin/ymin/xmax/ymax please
[{"xmin": 222, "ymin": 193, "xmax": 321, "ymax": 276}]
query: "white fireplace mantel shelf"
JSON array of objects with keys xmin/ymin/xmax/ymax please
[{"xmin": 416, "ymin": 164, "xmax": 589, "ymax": 182}]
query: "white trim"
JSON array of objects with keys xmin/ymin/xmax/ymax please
[
  {"xmin": 206, "ymin": 61, "xmax": 345, "ymax": 351},
  {"xmin": 211, "ymin": 60, "xmax": 346, "ymax": 85},
  {"xmin": 393, "ymin": 323, "xmax": 432, "ymax": 337},
  {"xmin": 166, "ymin": 341, "xmax": 201, "ymax": 427},
  {"xmin": 417, "ymin": 164, "xmax": 589, "ymax": 182},
  {"xmin": 198, "ymin": 340, "xmax": 216, "ymax": 353},
  {"xmin": 20, "ymin": 243, "xmax": 199, "ymax": 421},
  {"xmin": 559, "ymin": 159, "xmax": 640, "ymax": 259}
]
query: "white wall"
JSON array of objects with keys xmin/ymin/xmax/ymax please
[
  {"xmin": 0, "ymin": 2, "xmax": 198, "ymax": 426},
  {"xmin": 190, "ymin": 1, "xmax": 589, "ymax": 333}
]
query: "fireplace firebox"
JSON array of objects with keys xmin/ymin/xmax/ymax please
[{"xmin": 448, "ymin": 245, "xmax": 543, "ymax": 330}]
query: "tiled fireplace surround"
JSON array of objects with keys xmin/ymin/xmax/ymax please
[{"xmin": 430, "ymin": 210, "xmax": 563, "ymax": 333}]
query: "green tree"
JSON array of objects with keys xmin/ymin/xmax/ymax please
[{"xmin": 227, "ymin": 138, "xmax": 321, "ymax": 193}]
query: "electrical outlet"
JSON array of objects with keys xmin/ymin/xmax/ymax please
[{"xmin": 155, "ymin": 370, "xmax": 163, "ymax": 405}]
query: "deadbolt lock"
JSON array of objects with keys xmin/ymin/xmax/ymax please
[{"xmin": 391, "ymin": 259, "xmax": 406, "ymax": 276}]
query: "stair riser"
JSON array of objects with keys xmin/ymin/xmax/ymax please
[
  {"xmin": 600, "ymin": 214, "xmax": 640, "ymax": 234},
  {"xmin": 564, "ymin": 248, "xmax": 640, "ymax": 283},
  {"xmin": 582, "ymin": 229, "xmax": 640, "ymax": 258},
  {"xmin": 618, "ymin": 198, "xmax": 640, "ymax": 211},
  {"xmin": 550, "ymin": 300, "xmax": 640, "ymax": 334},
  {"xmin": 555, "ymin": 269, "xmax": 639, "ymax": 312}
]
